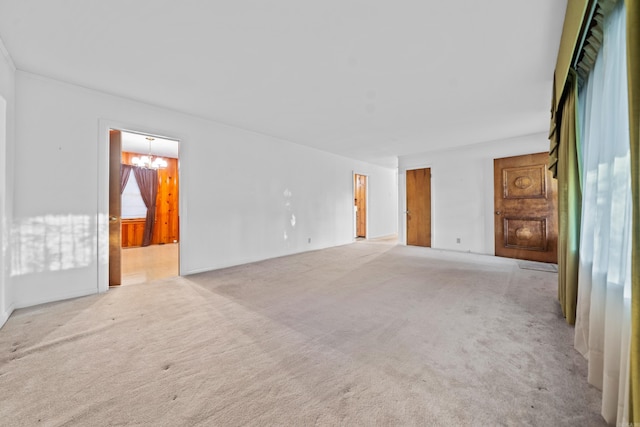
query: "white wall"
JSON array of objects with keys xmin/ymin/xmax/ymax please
[
  {"xmin": 0, "ymin": 39, "xmax": 16, "ymax": 327},
  {"xmin": 10, "ymin": 71, "xmax": 397, "ymax": 309},
  {"xmin": 398, "ymin": 133, "xmax": 549, "ymax": 254}
]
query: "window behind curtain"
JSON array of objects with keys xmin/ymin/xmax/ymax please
[
  {"xmin": 121, "ymin": 170, "xmax": 147, "ymax": 219},
  {"xmin": 573, "ymin": 2, "xmax": 632, "ymax": 423}
]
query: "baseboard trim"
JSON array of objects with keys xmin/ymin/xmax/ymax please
[
  {"xmin": 13, "ymin": 288, "xmax": 99, "ymax": 311},
  {"xmin": 0, "ymin": 303, "xmax": 15, "ymax": 329},
  {"xmin": 364, "ymin": 233, "xmax": 398, "ymax": 241},
  {"xmin": 182, "ymin": 240, "xmax": 355, "ymax": 276}
]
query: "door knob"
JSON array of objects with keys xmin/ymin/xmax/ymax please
[
  {"xmin": 495, "ymin": 211, "xmax": 502, "ymax": 215},
  {"xmin": 109, "ymin": 216, "xmax": 118, "ymax": 222}
]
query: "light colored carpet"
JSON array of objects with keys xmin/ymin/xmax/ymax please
[{"xmin": 0, "ymin": 241, "xmax": 604, "ymax": 426}]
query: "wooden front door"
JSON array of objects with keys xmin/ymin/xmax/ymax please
[
  {"xmin": 494, "ymin": 152, "xmax": 558, "ymax": 263},
  {"xmin": 109, "ymin": 130, "xmax": 122, "ymax": 286},
  {"xmin": 355, "ymin": 174, "xmax": 366, "ymax": 238},
  {"xmin": 406, "ymin": 168, "xmax": 431, "ymax": 247}
]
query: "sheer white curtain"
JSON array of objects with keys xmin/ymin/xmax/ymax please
[{"xmin": 573, "ymin": 2, "xmax": 632, "ymax": 424}]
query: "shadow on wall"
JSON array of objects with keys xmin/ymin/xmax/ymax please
[{"xmin": 11, "ymin": 214, "xmax": 97, "ymax": 276}]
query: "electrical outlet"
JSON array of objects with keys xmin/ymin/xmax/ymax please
[
  {"xmin": 308, "ymin": 238, "xmax": 311, "ymax": 243},
  {"xmin": 456, "ymin": 238, "xmax": 461, "ymax": 244}
]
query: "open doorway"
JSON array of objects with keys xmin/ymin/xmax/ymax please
[
  {"xmin": 354, "ymin": 173, "xmax": 367, "ymax": 239},
  {"xmin": 109, "ymin": 129, "xmax": 180, "ymax": 286}
]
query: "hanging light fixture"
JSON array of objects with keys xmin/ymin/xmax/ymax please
[{"xmin": 131, "ymin": 137, "xmax": 168, "ymax": 169}]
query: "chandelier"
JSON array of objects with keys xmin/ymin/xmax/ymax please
[{"xmin": 131, "ymin": 137, "xmax": 168, "ymax": 169}]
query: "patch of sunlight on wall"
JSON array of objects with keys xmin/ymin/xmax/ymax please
[{"xmin": 11, "ymin": 214, "xmax": 97, "ymax": 276}]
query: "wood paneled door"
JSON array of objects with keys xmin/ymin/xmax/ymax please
[
  {"xmin": 494, "ymin": 152, "xmax": 558, "ymax": 263},
  {"xmin": 406, "ymin": 168, "xmax": 431, "ymax": 247},
  {"xmin": 109, "ymin": 130, "xmax": 122, "ymax": 286},
  {"xmin": 354, "ymin": 174, "xmax": 367, "ymax": 238}
]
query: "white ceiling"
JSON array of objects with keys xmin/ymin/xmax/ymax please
[
  {"xmin": 121, "ymin": 131, "xmax": 179, "ymax": 159},
  {"xmin": 0, "ymin": 1, "xmax": 566, "ymax": 168}
]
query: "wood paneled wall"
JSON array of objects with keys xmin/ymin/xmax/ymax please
[
  {"xmin": 121, "ymin": 218, "xmax": 146, "ymax": 247},
  {"xmin": 121, "ymin": 152, "xmax": 179, "ymax": 247}
]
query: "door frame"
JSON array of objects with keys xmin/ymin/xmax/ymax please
[
  {"xmin": 97, "ymin": 119, "xmax": 183, "ymax": 293},
  {"xmin": 352, "ymin": 171, "xmax": 368, "ymax": 240},
  {"xmin": 401, "ymin": 165, "xmax": 432, "ymax": 246},
  {"xmin": 0, "ymin": 95, "xmax": 7, "ymax": 325}
]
